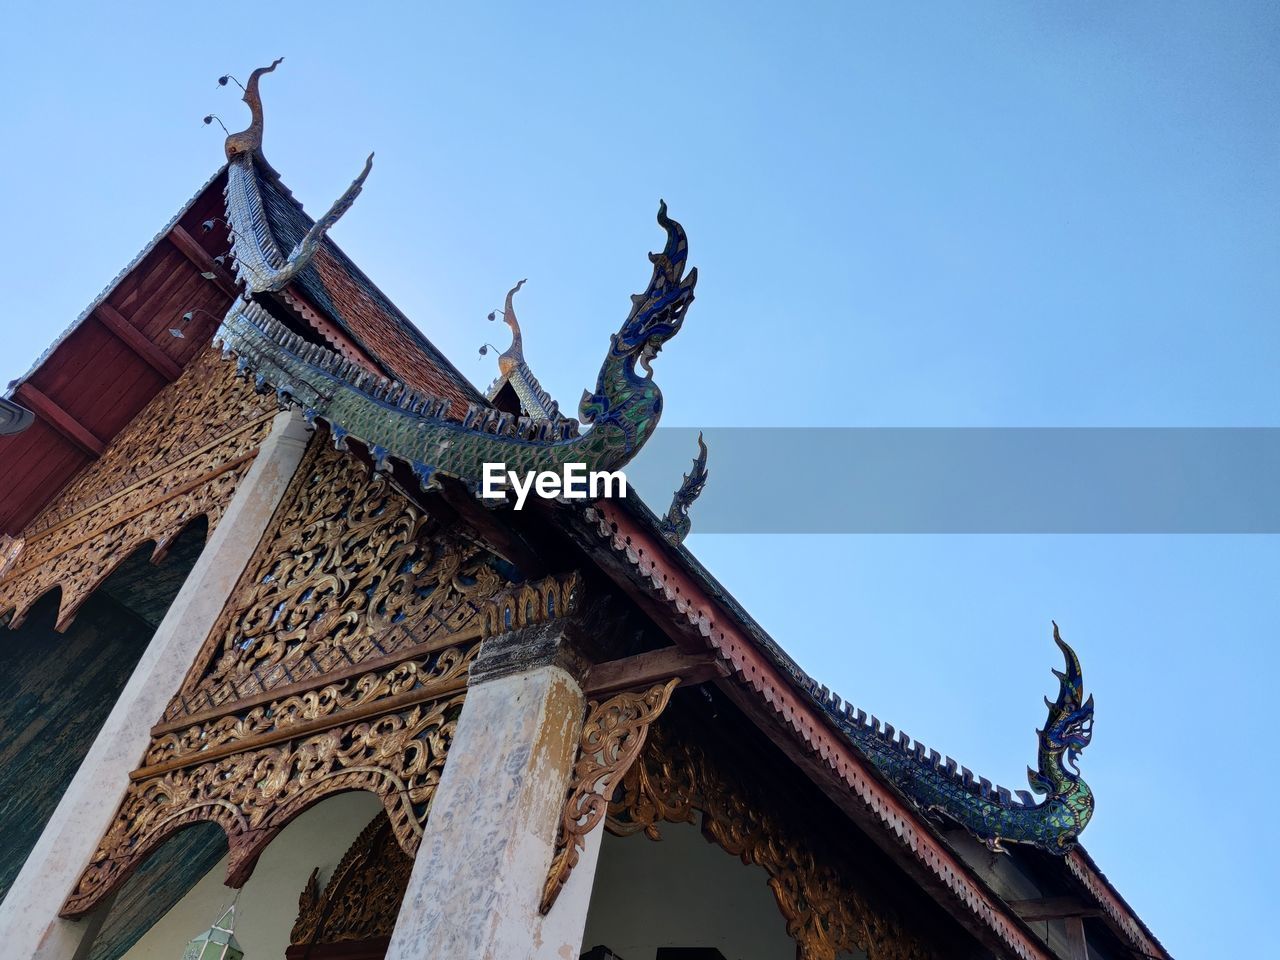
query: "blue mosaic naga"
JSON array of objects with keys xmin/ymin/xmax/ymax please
[
  {"xmin": 214, "ymin": 200, "xmax": 697, "ymax": 490},
  {"xmin": 211, "ymin": 59, "xmax": 696, "ymax": 490},
  {"xmin": 823, "ymin": 624, "xmax": 1095, "ymax": 852}
]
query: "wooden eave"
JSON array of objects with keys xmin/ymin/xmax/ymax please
[
  {"xmin": 0, "ymin": 170, "xmax": 235, "ymax": 535},
  {"xmin": 572, "ymin": 497, "xmax": 1172, "ymax": 960}
]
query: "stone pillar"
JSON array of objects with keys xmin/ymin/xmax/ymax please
[
  {"xmin": 385, "ymin": 624, "xmax": 598, "ymax": 960},
  {"xmin": 0, "ymin": 409, "xmax": 311, "ymax": 960}
]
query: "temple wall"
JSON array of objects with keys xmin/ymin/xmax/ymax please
[
  {"xmin": 0, "ymin": 591, "xmax": 154, "ymax": 902},
  {"xmin": 62, "ymin": 432, "xmax": 515, "ymax": 919}
]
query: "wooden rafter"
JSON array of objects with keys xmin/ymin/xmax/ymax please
[
  {"xmin": 94, "ymin": 304, "xmax": 182, "ymax": 382},
  {"xmin": 13, "ymin": 384, "xmax": 105, "ymax": 457},
  {"xmin": 167, "ymin": 225, "xmax": 237, "ymax": 296},
  {"xmin": 585, "ymin": 645, "xmax": 726, "ymax": 698}
]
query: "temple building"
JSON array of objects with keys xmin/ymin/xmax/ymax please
[{"xmin": 0, "ymin": 62, "xmax": 1168, "ymax": 960}]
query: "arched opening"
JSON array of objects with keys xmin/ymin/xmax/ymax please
[
  {"xmin": 0, "ymin": 518, "xmax": 210, "ymax": 903},
  {"xmin": 583, "ymin": 820, "xmax": 833, "ymax": 960},
  {"xmin": 89, "ymin": 822, "xmax": 228, "ymax": 960},
  {"xmin": 101, "ymin": 791, "xmax": 385, "ymax": 960}
]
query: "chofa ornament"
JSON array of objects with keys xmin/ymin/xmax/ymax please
[
  {"xmin": 214, "ymin": 197, "xmax": 696, "ymax": 490},
  {"xmin": 213, "ymin": 59, "xmax": 697, "ymax": 493},
  {"xmin": 658, "ymin": 431, "xmax": 709, "ymax": 545}
]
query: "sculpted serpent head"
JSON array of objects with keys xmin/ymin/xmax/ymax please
[
  {"xmin": 1038, "ymin": 623, "xmax": 1095, "ymax": 779},
  {"xmin": 580, "ymin": 201, "xmax": 698, "ymax": 441},
  {"xmin": 611, "ymin": 200, "xmax": 698, "ymax": 379}
]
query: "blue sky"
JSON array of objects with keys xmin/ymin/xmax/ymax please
[{"xmin": 3, "ymin": 3, "xmax": 1277, "ymax": 954}]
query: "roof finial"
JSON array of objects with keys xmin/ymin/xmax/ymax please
[
  {"xmin": 659, "ymin": 432, "xmax": 709, "ymax": 545},
  {"xmin": 493, "ymin": 279, "xmax": 527, "ymax": 377},
  {"xmin": 224, "ymin": 57, "xmax": 284, "ymax": 163}
]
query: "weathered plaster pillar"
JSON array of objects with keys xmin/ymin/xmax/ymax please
[
  {"xmin": 0, "ymin": 409, "xmax": 312, "ymax": 960},
  {"xmin": 385, "ymin": 624, "xmax": 599, "ymax": 960}
]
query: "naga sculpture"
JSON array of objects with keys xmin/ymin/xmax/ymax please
[
  {"xmin": 658, "ymin": 432, "xmax": 709, "ymax": 545},
  {"xmin": 214, "ymin": 199, "xmax": 696, "ymax": 489},
  {"xmin": 825, "ymin": 624, "xmax": 1094, "ymax": 852},
  {"xmin": 212, "ymin": 61, "xmax": 1094, "ymax": 857},
  {"xmin": 213, "ymin": 60, "xmax": 696, "ymax": 491}
]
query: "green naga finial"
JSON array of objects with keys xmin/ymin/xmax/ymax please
[
  {"xmin": 826, "ymin": 624, "xmax": 1095, "ymax": 853},
  {"xmin": 214, "ymin": 201, "xmax": 697, "ymax": 490},
  {"xmin": 658, "ymin": 432, "xmax": 709, "ymax": 545}
]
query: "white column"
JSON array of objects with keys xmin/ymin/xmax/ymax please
[
  {"xmin": 0, "ymin": 409, "xmax": 311, "ymax": 960},
  {"xmin": 385, "ymin": 627, "xmax": 600, "ymax": 960}
]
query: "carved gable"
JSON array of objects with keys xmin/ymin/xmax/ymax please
[{"xmin": 0, "ymin": 348, "xmax": 273, "ymax": 630}]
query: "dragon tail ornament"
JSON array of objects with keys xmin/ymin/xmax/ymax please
[{"xmin": 828, "ymin": 624, "xmax": 1094, "ymax": 852}]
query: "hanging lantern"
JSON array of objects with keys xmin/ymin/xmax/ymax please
[{"xmin": 182, "ymin": 904, "xmax": 244, "ymax": 960}]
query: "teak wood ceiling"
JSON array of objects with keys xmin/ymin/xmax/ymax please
[{"xmin": 1, "ymin": 174, "xmax": 235, "ymax": 535}]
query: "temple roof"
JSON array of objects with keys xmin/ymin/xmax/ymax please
[
  {"xmin": 237, "ymin": 163, "xmax": 484, "ymax": 411},
  {"xmin": 0, "ymin": 60, "xmax": 1170, "ymax": 960},
  {"xmin": 0, "ymin": 168, "xmax": 235, "ymax": 535}
]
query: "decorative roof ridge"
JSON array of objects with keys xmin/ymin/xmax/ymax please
[
  {"xmin": 800, "ymin": 624, "xmax": 1095, "ymax": 852},
  {"xmin": 596, "ymin": 490, "xmax": 1095, "ymax": 854},
  {"xmin": 4, "ymin": 166, "xmax": 226, "ymax": 400},
  {"xmin": 578, "ymin": 499, "xmax": 1055, "ymax": 960},
  {"xmin": 213, "ymin": 199, "xmax": 696, "ymax": 488},
  {"xmin": 224, "ymin": 154, "xmax": 373, "ymax": 294},
  {"xmin": 1066, "ymin": 847, "xmax": 1173, "ymax": 959},
  {"xmin": 251, "ymin": 167, "xmax": 484, "ymax": 405},
  {"xmin": 213, "ymin": 60, "xmax": 484, "ymax": 405},
  {"xmin": 577, "ymin": 498, "xmax": 1166, "ymax": 958},
  {"xmin": 219, "ymin": 60, "xmax": 373, "ymax": 298}
]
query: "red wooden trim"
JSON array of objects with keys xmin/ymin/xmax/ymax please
[
  {"xmin": 280, "ymin": 287, "xmax": 381, "ymax": 370},
  {"xmin": 167, "ymin": 225, "xmax": 237, "ymax": 296},
  {"xmin": 1066, "ymin": 851, "xmax": 1170, "ymax": 959},
  {"xmin": 588, "ymin": 501, "xmax": 1055, "ymax": 960},
  {"xmin": 94, "ymin": 304, "xmax": 182, "ymax": 381},
  {"xmin": 13, "ymin": 384, "xmax": 105, "ymax": 457}
]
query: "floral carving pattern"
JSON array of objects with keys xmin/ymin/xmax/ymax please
[
  {"xmin": 62, "ymin": 435, "xmax": 513, "ymax": 919},
  {"xmin": 290, "ymin": 811, "xmax": 413, "ymax": 949},
  {"xmin": 541, "ymin": 679, "xmax": 678, "ymax": 914},
  {"xmin": 0, "ymin": 348, "xmax": 274, "ymax": 629},
  {"xmin": 164, "ymin": 441, "xmax": 504, "ymax": 722},
  {"xmin": 62, "ymin": 692, "xmax": 461, "ymax": 917},
  {"xmin": 608, "ymin": 723, "xmax": 939, "ymax": 960}
]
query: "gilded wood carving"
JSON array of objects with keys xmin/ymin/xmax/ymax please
[
  {"xmin": 541, "ymin": 679, "xmax": 679, "ymax": 914},
  {"xmin": 608, "ymin": 724, "xmax": 939, "ymax": 960},
  {"xmin": 290, "ymin": 811, "xmax": 412, "ymax": 950},
  {"xmin": 62, "ymin": 437, "xmax": 513, "ymax": 918},
  {"xmin": 164, "ymin": 440, "xmax": 503, "ymax": 723},
  {"xmin": 0, "ymin": 348, "xmax": 274, "ymax": 630}
]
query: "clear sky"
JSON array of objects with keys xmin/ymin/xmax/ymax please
[{"xmin": 3, "ymin": 3, "xmax": 1277, "ymax": 955}]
